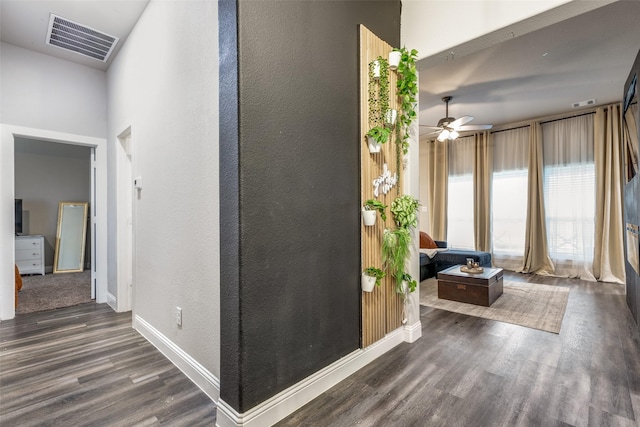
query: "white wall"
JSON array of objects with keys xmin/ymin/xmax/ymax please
[
  {"xmin": 106, "ymin": 0, "xmax": 220, "ymax": 384},
  {"xmin": 1, "ymin": 42, "xmax": 108, "ymax": 320},
  {"xmin": 401, "ymin": 0, "xmax": 612, "ymax": 60},
  {"xmin": 0, "ymin": 42, "xmax": 107, "ymax": 137}
]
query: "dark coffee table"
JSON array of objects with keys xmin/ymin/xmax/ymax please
[{"xmin": 437, "ymin": 265, "xmax": 504, "ymax": 307}]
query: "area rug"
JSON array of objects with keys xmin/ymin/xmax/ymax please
[
  {"xmin": 16, "ymin": 271, "xmax": 92, "ymax": 314},
  {"xmin": 420, "ymin": 278, "xmax": 570, "ymax": 334}
]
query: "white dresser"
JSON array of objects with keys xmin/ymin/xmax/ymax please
[{"xmin": 15, "ymin": 235, "xmax": 45, "ymax": 275}]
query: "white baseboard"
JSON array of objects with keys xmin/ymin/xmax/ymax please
[
  {"xmin": 106, "ymin": 292, "xmax": 116, "ymax": 311},
  {"xmin": 403, "ymin": 320, "xmax": 422, "ymax": 343},
  {"xmin": 134, "ymin": 315, "xmax": 220, "ymax": 402},
  {"xmin": 132, "ymin": 316, "xmax": 420, "ymax": 427},
  {"xmin": 216, "ymin": 327, "xmax": 407, "ymax": 427}
]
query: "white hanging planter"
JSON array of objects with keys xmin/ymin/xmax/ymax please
[
  {"xmin": 367, "ymin": 135, "xmax": 382, "ymax": 153},
  {"xmin": 362, "ymin": 209, "xmax": 377, "ymax": 226},
  {"xmin": 372, "ymin": 60, "xmax": 381, "ymax": 79},
  {"xmin": 388, "ymin": 51, "xmax": 401, "ymax": 70},
  {"xmin": 397, "ymin": 280, "xmax": 408, "ymax": 296},
  {"xmin": 385, "ymin": 109, "xmax": 397, "ymax": 127},
  {"xmin": 362, "ymin": 273, "xmax": 377, "ymax": 292}
]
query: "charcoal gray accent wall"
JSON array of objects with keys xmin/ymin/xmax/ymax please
[
  {"xmin": 219, "ymin": 0, "xmax": 400, "ymax": 412},
  {"xmin": 219, "ymin": 0, "xmax": 242, "ymax": 410}
]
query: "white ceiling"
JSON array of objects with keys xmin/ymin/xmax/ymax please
[
  {"xmin": 418, "ymin": 0, "xmax": 640, "ymax": 134},
  {"xmin": 0, "ymin": 0, "xmax": 149, "ymax": 71},
  {"xmin": 1, "ymin": 0, "xmax": 639, "ymax": 132}
]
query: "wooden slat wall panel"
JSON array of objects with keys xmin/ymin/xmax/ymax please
[{"xmin": 360, "ymin": 25, "xmax": 403, "ymax": 348}]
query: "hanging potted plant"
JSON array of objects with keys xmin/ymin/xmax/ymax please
[
  {"xmin": 366, "ymin": 126, "xmax": 391, "ymax": 153},
  {"xmin": 400, "ymin": 272, "xmax": 418, "ymax": 295},
  {"xmin": 385, "ymin": 109, "xmax": 397, "ymax": 127},
  {"xmin": 388, "ymin": 49, "xmax": 401, "ymax": 70},
  {"xmin": 362, "ymin": 267, "xmax": 385, "ymax": 292},
  {"xmin": 371, "ymin": 59, "xmax": 381, "ymax": 79},
  {"xmin": 390, "ymin": 194, "xmax": 420, "ymax": 229},
  {"xmin": 362, "ymin": 198, "xmax": 387, "ymax": 226},
  {"xmin": 366, "ymin": 56, "xmax": 390, "ymax": 154}
]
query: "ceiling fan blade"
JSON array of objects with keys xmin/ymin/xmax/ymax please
[
  {"xmin": 419, "ymin": 125, "xmax": 443, "ymax": 130},
  {"xmin": 420, "ymin": 129, "xmax": 442, "ymax": 136},
  {"xmin": 458, "ymin": 124, "xmax": 493, "ymax": 131},
  {"xmin": 448, "ymin": 115, "xmax": 474, "ymax": 129}
]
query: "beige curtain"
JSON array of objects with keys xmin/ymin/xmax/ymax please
[
  {"xmin": 521, "ymin": 122, "xmax": 555, "ymax": 274},
  {"xmin": 593, "ymin": 105, "xmax": 626, "ymax": 284},
  {"xmin": 425, "ymin": 140, "xmax": 448, "ymax": 241},
  {"xmin": 473, "ymin": 131, "xmax": 492, "ymax": 252}
]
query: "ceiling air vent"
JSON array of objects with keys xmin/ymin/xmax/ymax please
[
  {"xmin": 572, "ymin": 98, "xmax": 597, "ymax": 108},
  {"xmin": 46, "ymin": 14, "xmax": 119, "ymax": 62}
]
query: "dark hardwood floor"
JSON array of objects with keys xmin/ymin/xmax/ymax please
[
  {"xmin": 0, "ymin": 303, "xmax": 217, "ymax": 426},
  {"xmin": 277, "ymin": 272, "xmax": 640, "ymax": 426},
  {"xmin": 2, "ymin": 272, "xmax": 639, "ymax": 426}
]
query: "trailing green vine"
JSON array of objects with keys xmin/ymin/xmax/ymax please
[
  {"xmin": 382, "ymin": 194, "xmax": 420, "ymax": 295},
  {"xmin": 394, "ymin": 47, "xmax": 419, "ymax": 155},
  {"xmin": 382, "ymin": 227, "xmax": 412, "ymax": 292},
  {"xmin": 367, "ymin": 57, "xmax": 391, "ymax": 144},
  {"xmin": 401, "ymin": 272, "xmax": 418, "ymax": 294}
]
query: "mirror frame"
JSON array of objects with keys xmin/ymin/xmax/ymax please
[
  {"xmin": 53, "ymin": 202, "xmax": 89, "ymax": 274},
  {"xmin": 624, "ymin": 74, "xmax": 639, "ymax": 182}
]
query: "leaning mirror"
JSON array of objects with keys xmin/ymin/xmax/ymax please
[
  {"xmin": 624, "ymin": 74, "xmax": 639, "ymax": 182},
  {"xmin": 53, "ymin": 202, "xmax": 89, "ymax": 273}
]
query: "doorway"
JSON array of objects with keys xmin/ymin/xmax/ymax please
[
  {"xmin": 117, "ymin": 126, "xmax": 134, "ymax": 312},
  {"xmin": 0, "ymin": 125, "xmax": 107, "ymax": 321},
  {"xmin": 14, "ymin": 138, "xmax": 93, "ymax": 314}
]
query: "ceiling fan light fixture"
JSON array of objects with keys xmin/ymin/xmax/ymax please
[
  {"xmin": 437, "ymin": 117, "xmax": 455, "ymax": 128},
  {"xmin": 421, "ymin": 96, "xmax": 493, "ymax": 141}
]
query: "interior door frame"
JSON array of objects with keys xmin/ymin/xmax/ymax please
[
  {"xmin": 116, "ymin": 125, "xmax": 134, "ymax": 313},
  {"xmin": 0, "ymin": 124, "xmax": 107, "ymax": 320}
]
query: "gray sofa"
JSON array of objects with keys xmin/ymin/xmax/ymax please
[{"xmin": 420, "ymin": 238, "xmax": 492, "ymax": 281}]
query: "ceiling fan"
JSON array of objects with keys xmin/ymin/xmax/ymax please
[{"xmin": 422, "ymin": 96, "xmax": 493, "ymax": 141}]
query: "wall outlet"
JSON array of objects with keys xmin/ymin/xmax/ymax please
[{"xmin": 176, "ymin": 307, "xmax": 182, "ymax": 327}]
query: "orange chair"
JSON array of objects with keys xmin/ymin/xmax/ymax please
[{"xmin": 15, "ymin": 264, "xmax": 22, "ymax": 307}]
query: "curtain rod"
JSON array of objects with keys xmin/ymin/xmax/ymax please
[
  {"xmin": 539, "ymin": 110, "xmax": 595, "ymax": 125},
  {"xmin": 490, "ymin": 107, "xmax": 609, "ymax": 135},
  {"xmin": 423, "ymin": 102, "xmax": 621, "ymax": 141},
  {"xmin": 490, "ymin": 124, "xmax": 529, "ymax": 135}
]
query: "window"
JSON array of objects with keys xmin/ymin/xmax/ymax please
[
  {"xmin": 447, "ymin": 136, "xmax": 475, "ymax": 250},
  {"xmin": 492, "ymin": 169, "xmax": 528, "ymax": 253},
  {"xmin": 447, "ymin": 173, "xmax": 474, "ymax": 250},
  {"xmin": 542, "ymin": 114, "xmax": 595, "ymax": 279},
  {"xmin": 491, "ymin": 127, "xmax": 529, "ymax": 270},
  {"xmin": 544, "ymin": 163, "xmax": 595, "ymax": 260}
]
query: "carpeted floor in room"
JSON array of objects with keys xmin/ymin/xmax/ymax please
[{"xmin": 15, "ymin": 270, "xmax": 92, "ymax": 314}]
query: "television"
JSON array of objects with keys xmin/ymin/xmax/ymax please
[{"xmin": 15, "ymin": 199, "xmax": 23, "ymax": 235}]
